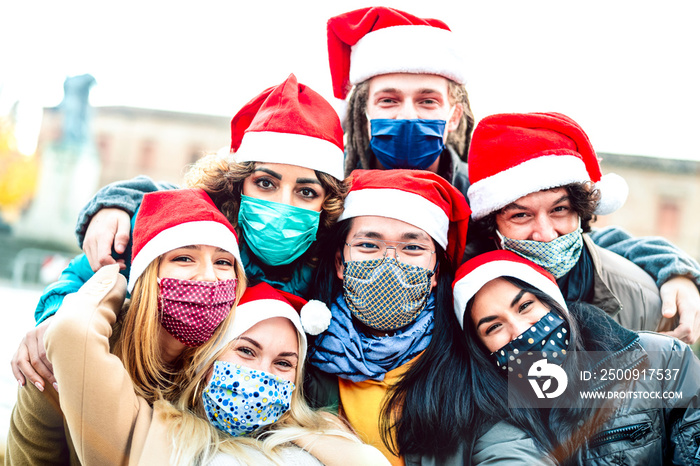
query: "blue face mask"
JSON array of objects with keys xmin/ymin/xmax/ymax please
[
  {"xmin": 238, "ymin": 195, "xmax": 320, "ymax": 266},
  {"xmin": 369, "ymin": 118, "xmax": 447, "ymax": 170}
]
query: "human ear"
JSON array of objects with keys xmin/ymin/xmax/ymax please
[
  {"xmin": 446, "ymin": 103, "xmax": 463, "ymax": 133},
  {"xmin": 335, "ymin": 249, "xmax": 344, "ymax": 280}
]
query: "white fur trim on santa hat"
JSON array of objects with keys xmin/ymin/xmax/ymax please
[
  {"xmin": 339, "ymin": 188, "xmax": 449, "ymax": 249},
  {"xmin": 300, "ymin": 300, "xmax": 332, "ymax": 335},
  {"xmin": 127, "ymin": 221, "xmax": 241, "ymax": 293},
  {"xmin": 234, "ymin": 131, "xmax": 345, "ymax": 180},
  {"xmin": 350, "ymin": 25, "xmax": 466, "ymax": 86},
  {"xmin": 209, "ymin": 298, "xmax": 308, "ymax": 365},
  {"xmin": 453, "ymin": 260, "xmax": 567, "ymax": 329},
  {"xmin": 468, "ymin": 154, "xmax": 590, "ymax": 220},
  {"xmin": 594, "ymin": 172, "xmax": 628, "ymax": 215}
]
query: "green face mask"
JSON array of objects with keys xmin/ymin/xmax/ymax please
[{"xmin": 238, "ymin": 195, "xmax": 321, "ymax": 266}]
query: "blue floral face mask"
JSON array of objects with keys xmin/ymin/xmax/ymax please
[
  {"xmin": 202, "ymin": 362, "xmax": 295, "ymax": 437},
  {"xmin": 492, "ymin": 311, "xmax": 569, "ymax": 375},
  {"xmin": 369, "ymin": 118, "xmax": 447, "ymax": 170},
  {"xmin": 238, "ymin": 194, "xmax": 320, "ymax": 266},
  {"xmin": 497, "ymin": 226, "xmax": 583, "ymax": 279}
]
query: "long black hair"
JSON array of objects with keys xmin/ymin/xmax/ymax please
[{"xmin": 383, "ymin": 276, "xmax": 621, "ymax": 463}]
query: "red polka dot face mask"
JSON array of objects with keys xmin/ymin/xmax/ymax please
[{"xmin": 157, "ymin": 278, "xmax": 238, "ymax": 347}]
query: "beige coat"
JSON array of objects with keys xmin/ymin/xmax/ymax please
[{"xmin": 44, "ymin": 264, "xmax": 172, "ymax": 466}]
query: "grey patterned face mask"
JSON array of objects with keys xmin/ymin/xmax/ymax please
[
  {"xmin": 342, "ymin": 257, "xmax": 434, "ymax": 331},
  {"xmin": 496, "ymin": 227, "xmax": 583, "ymax": 279}
]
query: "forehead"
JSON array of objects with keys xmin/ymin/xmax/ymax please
[
  {"xmin": 506, "ymin": 187, "xmax": 569, "ymax": 208},
  {"xmin": 345, "ymin": 216, "xmax": 433, "ymax": 242},
  {"xmin": 368, "ymin": 73, "xmax": 450, "ymax": 96},
  {"xmin": 471, "ymin": 278, "xmax": 521, "ymax": 315}
]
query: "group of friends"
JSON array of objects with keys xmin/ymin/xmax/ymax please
[{"xmin": 6, "ymin": 6, "xmax": 700, "ymax": 466}]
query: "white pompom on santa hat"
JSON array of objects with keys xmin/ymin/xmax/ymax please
[
  {"xmin": 452, "ymin": 250, "xmax": 568, "ymax": 330},
  {"xmin": 207, "ymin": 282, "xmax": 332, "ymax": 365},
  {"xmin": 327, "ymin": 6, "xmax": 467, "ymax": 100},
  {"xmin": 230, "ymin": 73, "xmax": 345, "ymax": 181},
  {"xmin": 128, "ymin": 189, "xmax": 241, "ymax": 292},
  {"xmin": 466, "ymin": 112, "xmax": 628, "ymax": 221}
]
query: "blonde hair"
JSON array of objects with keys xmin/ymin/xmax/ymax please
[
  {"xmin": 112, "ymin": 257, "xmax": 247, "ymax": 404},
  {"xmin": 182, "ymin": 154, "xmax": 348, "ymax": 231},
  {"xmin": 164, "ymin": 326, "xmax": 359, "ymax": 465}
]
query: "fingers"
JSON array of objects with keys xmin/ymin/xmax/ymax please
[
  {"xmin": 113, "ymin": 213, "xmax": 131, "ymax": 255},
  {"xmin": 659, "ymin": 282, "xmax": 678, "ymax": 319},
  {"xmin": 10, "ymin": 342, "xmax": 28, "ymax": 387},
  {"xmin": 83, "ymin": 208, "xmax": 131, "ymax": 272}
]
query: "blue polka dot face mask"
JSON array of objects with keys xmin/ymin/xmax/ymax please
[
  {"xmin": 202, "ymin": 362, "xmax": 295, "ymax": 437},
  {"xmin": 491, "ymin": 311, "xmax": 569, "ymax": 375}
]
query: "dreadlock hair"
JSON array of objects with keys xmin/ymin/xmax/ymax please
[{"xmin": 342, "ymin": 78, "xmax": 475, "ymax": 177}]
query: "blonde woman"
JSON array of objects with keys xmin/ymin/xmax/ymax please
[
  {"xmin": 46, "ymin": 269, "xmax": 388, "ymax": 465},
  {"xmin": 6, "ymin": 188, "xmax": 246, "ymax": 464}
]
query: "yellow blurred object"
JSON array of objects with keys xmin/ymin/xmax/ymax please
[{"xmin": 0, "ymin": 117, "xmax": 39, "ymax": 222}]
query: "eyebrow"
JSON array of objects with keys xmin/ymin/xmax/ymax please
[
  {"xmin": 373, "ymin": 87, "xmax": 443, "ymax": 96},
  {"xmin": 253, "ymin": 167, "xmax": 282, "ymax": 180},
  {"xmin": 502, "ymin": 194, "xmax": 570, "ymax": 212},
  {"xmin": 238, "ymin": 336, "xmax": 299, "ymax": 360},
  {"xmin": 475, "ymin": 289, "xmax": 527, "ymax": 331},
  {"xmin": 296, "ymin": 177, "xmax": 322, "ymax": 186},
  {"xmin": 352, "ymin": 229, "xmax": 432, "ymax": 242},
  {"xmin": 175, "ymin": 245, "xmax": 230, "ymax": 254}
]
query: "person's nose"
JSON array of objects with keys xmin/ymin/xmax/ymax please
[
  {"xmin": 396, "ymin": 101, "xmax": 419, "ymax": 120},
  {"xmin": 530, "ymin": 215, "xmax": 558, "ymax": 242},
  {"xmin": 195, "ymin": 260, "xmax": 218, "ymax": 282},
  {"xmin": 510, "ymin": 318, "xmax": 534, "ymax": 342},
  {"xmin": 280, "ymin": 187, "xmax": 294, "ymax": 206}
]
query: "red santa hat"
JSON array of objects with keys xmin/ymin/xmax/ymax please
[
  {"xmin": 208, "ymin": 283, "xmax": 332, "ymax": 364},
  {"xmin": 467, "ymin": 112, "xmax": 628, "ymax": 220},
  {"xmin": 230, "ymin": 73, "xmax": 345, "ymax": 180},
  {"xmin": 452, "ymin": 250, "xmax": 567, "ymax": 330},
  {"xmin": 128, "ymin": 189, "xmax": 241, "ymax": 292},
  {"xmin": 338, "ymin": 169, "xmax": 470, "ymax": 269},
  {"xmin": 327, "ymin": 6, "xmax": 467, "ymax": 99}
]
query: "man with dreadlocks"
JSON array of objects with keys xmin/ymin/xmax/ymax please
[{"xmin": 327, "ymin": 6, "xmax": 473, "ymax": 196}]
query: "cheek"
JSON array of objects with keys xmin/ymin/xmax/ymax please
[{"xmin": 554, "ymin": 214, "xmax": 579, "ymax": 235}]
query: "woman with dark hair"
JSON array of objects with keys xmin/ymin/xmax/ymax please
[
  {"xmin": 386, "ymin": 250, "xmax": 700, "ymax": 464},
  {"xmin": 304, "ymin": 169, "xmax": 471, "ymax": 465}
]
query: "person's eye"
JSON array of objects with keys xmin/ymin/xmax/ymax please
[
  {"xmin": 485, "ymin": 322, "xmax": 502, "ymax": 335},
  {"xmin": 378, "ymin": 97, "xmax": 397, "ymax": 105},
  {"xmin": 236, "ymin": 346, "xmax": 254, "ymax": 357},
  {"xmin": 276, "ymin": 359, "xmax": 296, "ymax": 370},
  {"xmin": 172, "ymin": 255, "xmax": 193, "ymax": 263},
  {"xmin": 519, "ymin": 300, "xmax": 534, "ymax": 313},
  {"xmin": 254, "ymin": 177, "xmax": 276, "ymax": 190},
  {"xmin": 215, "ymin": 258, "xmax": 233, "ymax": 267},
  {"xmin": 552, "ymin": 205, "xmax": 570, "ymax": 213},
  {"xmin": 355, "ymin": 240, "xmax": 381, "ymax": 250},
  {"xmin": 402, "ymin": 243, "xmax": 429, "ymax": 252},
  {"xmin": 298, "ymin": 187, "xmax": 319, "ymax": 199},
  {"xmin": 419, "ymin": 98, "xmax": 439, "ymax": 106}
]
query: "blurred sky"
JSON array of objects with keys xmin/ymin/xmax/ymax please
[{"xmin": 1, "ymin": 0, "xmax": 699, "ymax": 160}]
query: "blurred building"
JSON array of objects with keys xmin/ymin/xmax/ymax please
[
  {"xmin": 597, "ymin": 153, "xmax": 700, "ymax": 261},
  {"xmin": 39, "ymin": 105, "xmax": 230, "ymax": 188}
]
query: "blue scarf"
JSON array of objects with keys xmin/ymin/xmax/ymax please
[{"xmin": 308, "ymin": 294, "xmax": 435, "ymax": 382}]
